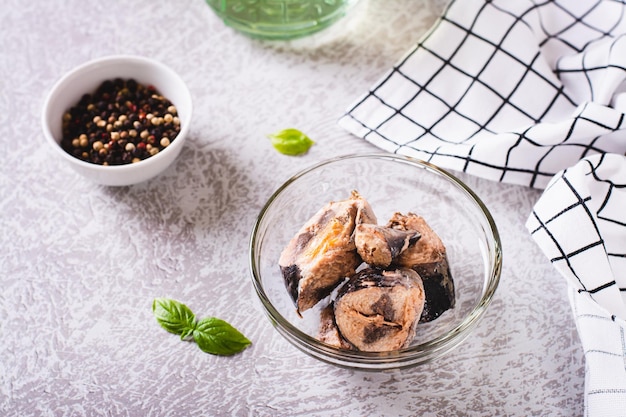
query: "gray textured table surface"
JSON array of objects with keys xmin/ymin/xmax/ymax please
[{"xmin": 1, "ymin": 0, "xmax": 584, "ymax": 415}]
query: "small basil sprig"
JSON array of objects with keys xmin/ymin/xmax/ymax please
[
  {"xmin": 267, "ymin": 128, "xmax": 315, "ymax": 156},
  {"xmin": 152, "ymin": 298, "xmax": 251, "ymax": 356}
]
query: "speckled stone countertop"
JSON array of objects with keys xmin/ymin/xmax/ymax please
[{"xmin": 1, "ymin": 0, "xmax": 584, "ymax": 415}]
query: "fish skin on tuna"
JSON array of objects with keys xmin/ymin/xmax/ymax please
[
  {"xmin": 331, "ymin": 267, "xmax": 425, "ymax": 352},
  {"xmin": 278, "ymin": 191, "xmax": 377, "ymax": 314},
  {"xmin": 354, "ymin": 223, "xmax": 420, "ymax": 268},
  {"xmin": 387, "ymin": 212, "xmax": 455, "ymax": 322}
]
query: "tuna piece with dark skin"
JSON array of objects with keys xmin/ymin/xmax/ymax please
[
  {"xmin": 354, "ymin": 223, "xmax": 420, "ymax": 268},
  {"xmin": 279, "ymin": 191, "xmax": 377, "ymax": 314},
  {"xmin": 330, "ymin": 267, "xmax": 425, "ymax": 352},
  {"xmin": 387, "ymin": 212, "xmax": 455, "ymax": 322},
  {"xmin": 318, "ymin": 304, "xmax": 352, "ymax": 350}
]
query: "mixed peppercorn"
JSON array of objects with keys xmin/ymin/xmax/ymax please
[{"xmin": 61, "ymin": 78, "xmax": 181, "ymax": 165}]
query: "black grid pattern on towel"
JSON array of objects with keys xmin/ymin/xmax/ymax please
[
  {"xmin": 340, "ymin": 0, "xmax": 626, "ymax": 188},
  {"xmin": 528, "ymin": 153, "xmax": 626, "ymax": 303},
  {"xmin": 527, "ymin": 152, "xmax": 626, "ymax": 411},
  {"xmin": 570, "ymin": 288, "xmax": 626, "ymax": 412}
]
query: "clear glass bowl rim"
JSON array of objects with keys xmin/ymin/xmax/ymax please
[{"xmin": 249, "ymin": 153, "xmax": 503, "ymax": 370}]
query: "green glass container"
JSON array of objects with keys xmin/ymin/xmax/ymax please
[{"xmin": 206, "ymin": 0, "xmax": 360, "ymax": 40}]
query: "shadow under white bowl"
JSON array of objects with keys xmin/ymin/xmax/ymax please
[{"xmin": 41, "ymin": 55, "xmax": 192, "ymax": 186}]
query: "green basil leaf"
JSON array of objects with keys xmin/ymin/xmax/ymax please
[
  {"xmin": 152, "ymin": 298, "xmax": 196, "ymax": 339},
  {"xmin": 267, "ymin": 128, "xmax": 315, "ymax": 156},
  {"xmin": 193, "ymin": 317, "xmax": 252, "ymax": 356}
]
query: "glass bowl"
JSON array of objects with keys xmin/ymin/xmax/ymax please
[
  {"xmin": 249, "ymin": 154, "xmax": 502, "ymax": 370},
  {"xmin": 205, "ymin": 0, "xmax": 361, "ymax": 40}
]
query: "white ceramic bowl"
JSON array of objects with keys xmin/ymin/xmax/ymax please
[
  {"xmin": 41, "ymin": 55, "xmax": 192, "ymax": 186},
  {"xmin": 250, "ymin": 154, "xmax": 502, "ymax": 371}
]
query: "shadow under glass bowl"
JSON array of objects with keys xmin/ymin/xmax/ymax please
[{"xmin": 249, "ymin": 153, "xmax": 502, "ymax": 371}]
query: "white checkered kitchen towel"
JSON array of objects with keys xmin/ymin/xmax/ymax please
[
  {"xmin": 339, "ymin": 0, "xmax": 626, "ymax": 188},
  {"xmin": 339, "ymin": 0, "xmax": 626, "ymax": 414},
  {"xmin": 527, "ymin": 153, "xmax": 626, "ymax": 416}
]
